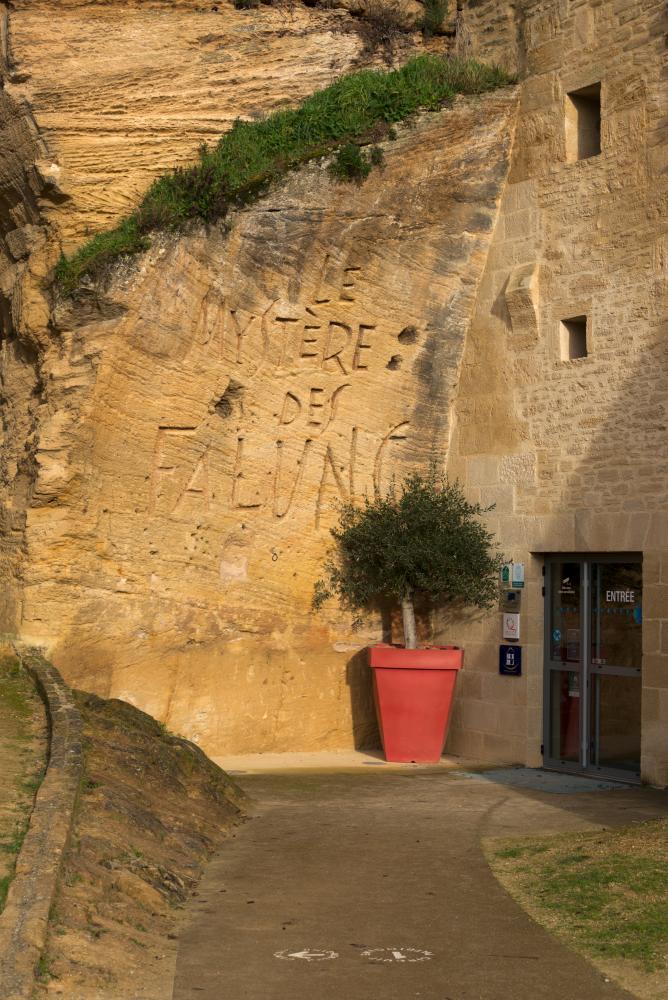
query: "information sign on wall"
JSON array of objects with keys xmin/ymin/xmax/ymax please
[
  {"xmin": 502, "ymin": 612, "xmax": 520, "ymax": 641},
  {"xmin": 499, "ymin": 645, "xmax": 522, "ymax": 676},
  {"xmin": 499, "ymin": 589, "xmax": 522, "ymax": 613},
  {"xmin": 501, "ymin": 563, "xmax": 525, "ymax": 588}
]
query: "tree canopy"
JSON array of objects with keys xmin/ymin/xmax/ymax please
[{"xmin": 314, "ymin": 472, "xmax": 502, "ymax": 628}]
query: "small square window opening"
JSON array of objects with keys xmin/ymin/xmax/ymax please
[
  {"xmin": 560, "ymin": 316, "xmax": 588, "ymax": 360},
  {"xmin": 565, "ymin": 83, "xmax": 601, "ymax": 161}
]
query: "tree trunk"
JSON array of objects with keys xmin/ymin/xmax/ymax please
[{"xmin": 401, "ymin": 593, "xmax": 418, "ymax": 650}]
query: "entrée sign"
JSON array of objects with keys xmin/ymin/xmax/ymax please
[{"xmin": 605, "ymin": 590, "xmax": 635, "ymax": 603}]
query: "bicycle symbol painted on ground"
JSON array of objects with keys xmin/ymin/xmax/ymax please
[
  {"xmin": 362, "ymin": 947, "xmax": 433, "ymax": 963},
  {"xmin": 274, "ymin": 949, "xmax": 338, "ymax": 962},
  {"xmin": 274, "ymin": 946, "xmax": 433, "ymax": 963}
]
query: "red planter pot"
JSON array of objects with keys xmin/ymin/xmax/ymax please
[{"xmin": 368, "ymin": 644, "xmax": 464, "ymax": 763}]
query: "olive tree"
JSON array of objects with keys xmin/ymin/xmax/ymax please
[{"xmin": 313, "ymin": 472, "xmax": 502, "ymax": 649}]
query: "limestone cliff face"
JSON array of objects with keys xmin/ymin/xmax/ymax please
[
  {"xmin": 0, "ymin": 0, "xmax": 425, "ymax": 650},
  {"xmin": 6, "ymin": 0, "xmax": 416, "ymax": 251},
  {"xmin": 0, "ymin": 14, "xmax": 63, "ymax": 635},
  {"xmin": 0, "ymin": 0, "xmax": 427, "ymax": 750},
  {"xmin": 0, "ymin": 0, "xmax": 517, "ymax": 754},
  {"xmin": 15, "ymin": 90, "xmax": 516, "ymax": 754}
]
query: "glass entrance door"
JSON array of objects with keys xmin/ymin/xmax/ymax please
[{"xmin": 544, "ymin": 555, "xmax": 642, "ymax": 781}]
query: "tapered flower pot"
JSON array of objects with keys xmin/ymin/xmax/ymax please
[{"xmin": 369, "ymin": 644, "xmax": 464, "ymax": 763}]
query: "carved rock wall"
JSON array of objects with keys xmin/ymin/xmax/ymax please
[
  {"xmin": 18, "ymin": 93, "xmax": 517, "ymax": 753},
  {"xmin": 0, "ymin": 0, "xmax": 417, "ymax": 661}
]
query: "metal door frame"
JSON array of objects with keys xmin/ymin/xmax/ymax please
[{"xmin": 542, "ymin": 553, "xmax": 642, "ymax": 784}]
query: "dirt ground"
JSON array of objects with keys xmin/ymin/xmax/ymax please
[
  {"xmin": 0, "ymin": 652, "xmax": 46, "ymax": 911},
  {"xmin": 37, "ymin": 692, "xmax": 248, "ymax": 999}
]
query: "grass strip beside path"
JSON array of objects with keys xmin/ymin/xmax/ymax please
[
  {"xmin": 488, "ymin": 821, "xmax": 668, "ymax": 994},
  {"xmin": 55, "ymin": 54, "xmax": 512, "ymax": 295}
]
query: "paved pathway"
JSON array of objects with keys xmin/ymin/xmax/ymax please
[{"xmin": 173, "ymin": 768, "xmax": 668, "ymax": 1000}]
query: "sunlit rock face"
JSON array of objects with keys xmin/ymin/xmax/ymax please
[
  {"xmin": 0, "ymin": 0, "xmax": 406, "ymax": 653},
  {"xmin": 15, "ymin": 92, "xmax": 516, "ymax": 753},
  {"xmin": 6, "ymin": 0, "xmax": 428, "ymax": 253}
]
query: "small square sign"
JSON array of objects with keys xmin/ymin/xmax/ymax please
[
  {"xmin": 502, "ymin": 612, "xmax": 520, "ymax": 641},
  {"xmin": 499, "ymin": 589, "xmax": 522, "ymax": 613},
  {"xmin": 500, "ymin": 644, "xmax": 522, "ymax": 676}
]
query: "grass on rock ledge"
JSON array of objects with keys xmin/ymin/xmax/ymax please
[{"xmin": 55, "ymin": 54, "xmax": 512, "ymax": 295}]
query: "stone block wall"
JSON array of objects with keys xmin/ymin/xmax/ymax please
[{"xmin": 443, "ymin": 0, "xmax": 668, "ymax": 785}]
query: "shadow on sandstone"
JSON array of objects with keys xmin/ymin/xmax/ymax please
[{"xmin": 345, "ymin": 648, "xmax": 381, "ymax": 751}]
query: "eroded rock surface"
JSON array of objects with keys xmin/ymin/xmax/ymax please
[
  {"xmin": 0, "ymin": 0, "xmax": 477, "ymax": 755},
  {"xmin": 16, "ymin": 91, "xmax": 516, "ymax": 755},
  {"xmin": 6, "ymin": 0, "xmax": 419, "ymax": 250}
]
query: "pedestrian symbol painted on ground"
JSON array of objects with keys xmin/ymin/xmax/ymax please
[
  {"xmin": 361, "ymin": 947, "xmax": 433, "ymax": 963},
  {"xmin": 274, "ymin": 948, "xmax": 338, "ymax": 962}
]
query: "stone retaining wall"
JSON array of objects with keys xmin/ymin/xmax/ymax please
[{"xmin": 0, "ymin": 648, "xmax": 83, "ymax": 1000}]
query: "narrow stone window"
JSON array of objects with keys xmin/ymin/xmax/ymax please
[
  {"xmin": 560, "ymin": 316, "xmax": 588, "ymax": 360},
  {"xmin": 565, "ymin": 83, "xmax": 601, "ymax": 161}
]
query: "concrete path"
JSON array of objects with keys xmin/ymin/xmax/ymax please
[
  {"xmin": 212, "ymin": 749, "xmax": 475, "ymax": 773},
  {"xmin": 173, "ymin": 768, "xmax": 668, "ymax": 1000}
]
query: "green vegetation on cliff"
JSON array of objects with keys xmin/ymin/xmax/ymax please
[
  {"xmin": 420, "ymin": 0, "xmax": 449, "ymax": 37},
  {"xmin": 56, "ymin": 54, "xmax": 512, "ymax": 295}
]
